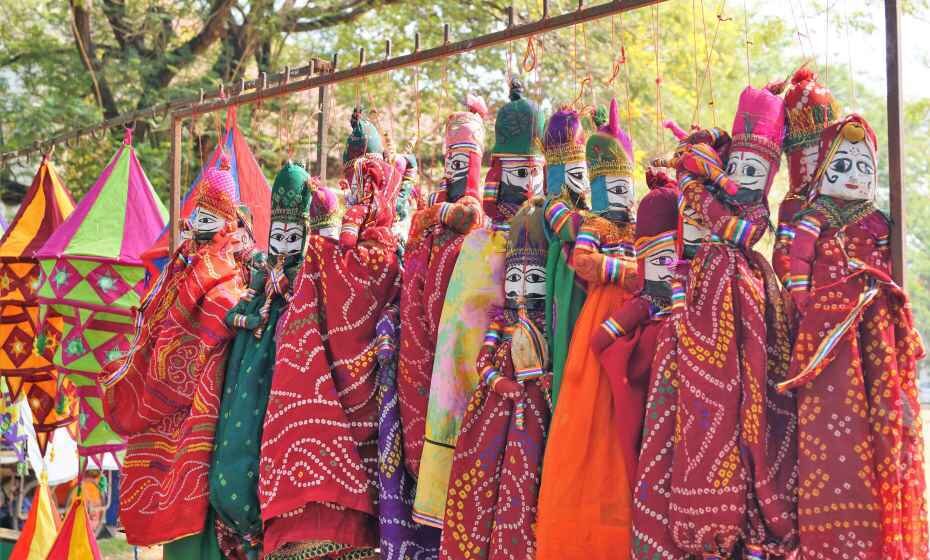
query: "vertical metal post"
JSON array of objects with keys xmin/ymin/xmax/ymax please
[
  {"xmin": 168, "ymin": 116, "xmax": 183, "ymax": 254},
  {"xmin": 316, "ymin": 84, "xmax": 330, "ymax": 182},
  {"xmin": 885, "ymin": 0, "xmax": 905, "ymax": 286}
]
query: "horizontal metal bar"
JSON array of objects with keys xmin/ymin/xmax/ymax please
[{"xmin": 173, "ymin": 0, "xmax": 666, "ymax": 119}]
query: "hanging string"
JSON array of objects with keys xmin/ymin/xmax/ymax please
[
  {"xmin": 743, "ymin": 0, "xmax": 751, "ymax": 86},
  {"xmin": 619, "ymin": 11, "xmax": 634, "ymax": 135},
  {"xmin": 692, "ymin": 0, "xmax": 727, "ymax": 127},
  {"xmin": 845, "ymin": 9, "xmax": 857, "ymax": 108},
  {"xmin": 690, "ymin": 0, "xmax": 701, "ymax": 124},
  {"xmin": 786, "ymin": 0, "xmax": 810, "ymax": 61},
  {"xmin": 653, "ymin": 4, "xmax": 664, "ymax": 153},
  {"xmin": 603, "ymin": 16, "xmax": 624, "ymax": 87},
  {"xmin": 794, "ymin": 0, "xmax": 815, "ymax": 68},
  {"xmin": 522, "ymin": 36, "xmax": 538, "ymax": 73},
  {"xmin": 413, "ymin": 65, "xmax": 422, "ymax": 166},
  {"xmin": 507, "ymin": 40, "xmax": 515, "ymax": 85},
  {"xmin": 824, "ymin": 0, "xmax": 830, "ymax": 83},
  {"xmin": 581, "ymin": 22, "xmax": 595, "ymax": 109}
]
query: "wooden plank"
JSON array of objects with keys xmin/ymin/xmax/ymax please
[{"xmin": 885, "ymin": 0, "xmax": 905, "ymax": 286}]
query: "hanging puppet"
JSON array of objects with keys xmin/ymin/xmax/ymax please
[
  {"xmin": 781, "ymin": 114, "xmax": 928, "ymax": 559},
  {"xmin": 392, "ymin": 154, "xmax": 421, "ymax": 254},
  {"xmin": 439, "ymin": 196, "xmax": 550, "ymax": 560},
  {"xmin": 773, "ymin": 67, "xmax": 841, "ymax": 285},
  {"xmin": 397, "ymin": 96, "xmax": 486, "ymax": 480},
  {"xmin": 669, "ymin": 85, "xmax": 798, "ymax": 558},
  {"xmin": 414, "ymin": 78, "xmax": 545, "ymax": 527},
  {"xmin": 209, "ymin": 162, "xmax": 319, "ymax": 558},
  {"xmin": 374, "ymin": 303, "xmax": 442, "ymax": 559},
  {"xmin": 100, "ymin": 157, "xmax": 247, "ymax": 547},
  {"xmin": 542, "ymin": 106, "xmax": 591, "ymax": 407},
  {"xmin": 535, "ymin": 99, "xmax": 639, "ymax": 560},
  {"xmin": 259, "ymin": 112, "xmax": 401, "ymax": 559}
]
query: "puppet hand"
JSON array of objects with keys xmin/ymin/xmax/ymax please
[
  {"xmin": 791, "ymin": 290, "xmax": 811, "ymax": 314},
  {"xmin": 490, "ymin": 377, "xmax": 524, "ymax": 400},
  {"xmin": 591, "ymin": 322, "xmax": 617, "ymax": 356}
]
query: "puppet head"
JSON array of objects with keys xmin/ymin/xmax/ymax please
[
  {"xmin": 783, "ymin": 67, "xmax": 841, "ymax": 196},
  {"xmin": 727, "ymin": 85, "xmax": 786, "ymax": 204},
  {"xmin": 269, "ymin": 162, "xmax": 313, "ymax": 263},
  {"xmin": 191, "ymin": 154, "xmax": 238, "ymax": 242},
  {"xmin": 483, "ymin": 79, "xmax": 546, "ymax": 222},
  {"xmin": 306, "ymin": 179, "xmax": 341, "ymax": 241},
  {"xmin": 342, "ymin": 107, "xmax": 384, "ymax": 166},
  {"xmin": 813, "ymin": 114, "xmax": 878, "ymax": 203},
  {"xmin": 636, "ymin": 170, "xmax": 679, "ymax": 300},
  {"xmin": 393, "ymin": 154, "xmax": 420, "ymax": 249},
  {"xmin": 587, "ymin": 98, "xmax": 635, "ymax": 223},
  {"xmin": 544, "ymin": 106, "xmax": 590, "ymax": 207},
  {"xmin": 442, "ymin": 95, "xmax": 487, "ymax": 203},
  {"xmin": 504, "ymin": 197, "xmax": 548, "ymax": 311}
]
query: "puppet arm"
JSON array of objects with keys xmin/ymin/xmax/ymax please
[
  {"xmin": 573, "ymin": 221, "xmax": 638, "ymax": 287},
  {"xmin": 591, "ymin": 297, "xmax": 652, "ymax": 355},
  {"xmin": 476, "ymin": 322, "xmax": 523, "ymax": 399},
  {"xmin": 545, "ymin": 197, "xmax": 586, "ymax": 243},
  {"xmin": 786, "ymin": 212, "xmax": 822, "ymax": 311},
  {"xmin": 340, "ymin": 204, "xmax": 368, "ymax": 248}
]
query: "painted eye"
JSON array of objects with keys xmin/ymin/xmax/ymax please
[
  {"xmin": 451, "ymin": 160, "xmax": 467, "ymax": 171},
  {"xmin": 830, "ymin": 158, "xmax": 852, "ymax": 173},
  {"xmin": 287, "ymin": 233, "xmax": 301, "ymax": 243},
  {"xmin": 856, "ymin": 160, "xmax": 874, "ymax": 175},
  {"xmin": 271, "ymin": 233, "xmax": 284, "ymax": 241},
  {"xmin": 743, "ymin": 165, "xmax": 757, "ymax": 177},
  {"xmin": 726, "ymin": 162, "xmax": 737, "ymax": 175},
  {"xmin": 651, "ymin": 256, "xmax": 674, "ymax": 266},
  {"xmin": 515, "ymin": 168, "xmax": 529, "ymax": 178},
  {"xmin": 506, "ymin": 272, "xmax": 521, "ymax": 282},
  {"xmin": 526, "ymin": 273, "xmax": 545, "ymax": 283}
]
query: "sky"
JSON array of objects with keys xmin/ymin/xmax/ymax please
[{"xmin": 754, "ymin": 0, "xmax": 930, "ymax": 102}]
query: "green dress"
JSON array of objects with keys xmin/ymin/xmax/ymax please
[
  {"xmin": 544, "ymin": 195, "xmax": 588, "ymax": 408},
  {"xmin": 209, "ymin": 256, "xmax": 294, "ymax": 556}
]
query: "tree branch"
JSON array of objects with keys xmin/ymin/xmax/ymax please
[
  {"xmin": 68, "ymin": 0, "xmax": 120, "ymax": 120},
  {"xmin": 284, "ymin": 0, "xmax": 402, "ymax": 32},
  {"xmin": 101, "ymin": 0, "xmax": 146, "ymax": 54}
]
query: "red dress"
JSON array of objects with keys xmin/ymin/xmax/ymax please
[
  {"xmin": 397, "ymin": 191, "xmax": 481, "ymax": 477},
  {"xmin": 100, "ymin": 234, "xmax": 245, "ymax": 546},
  {"xmin": 259, "ymin": 156, "xmax": 401, "ymax": 558},
  {"xmin": 783, "ymin": 196, "xmax": 928, "ymax": 559},
  {"xmin": 670, "ymin": 146, "xmax": 798, "ymax": 557},
  {"xmin": 439, "ymin": 310, "xmax": 551, "ymax": 560}
]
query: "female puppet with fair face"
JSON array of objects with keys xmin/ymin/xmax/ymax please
[{"xmin": 818, "ymin": 138, "xmax": 876, "ymax": 202}]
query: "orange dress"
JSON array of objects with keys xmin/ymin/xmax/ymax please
[{"xmin": 536, "ymin": 217, "xmax": 637, "ymax": 559}]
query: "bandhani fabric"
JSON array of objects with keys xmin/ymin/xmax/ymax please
[
  {"xmin": 535, "ymin": 106, "xmax": 638, "ymax": 557},
  {"xmin": 397, "ymin": 98, "xmax": 485, "ymax": 479},
  {"xmin": 0, "ymin": 156, "xmax": 75, "ymax": 455},
  {"xmin": 45, "ymin": 497, "xmax": 102, "ymax": 560},
  {"xmin": 542, "ymin": 107, "xmax": 590, "ymax": 408},
  {"xmin": 440, "ymin": 198, "xmax": 550, "ymax": 560},
  {"xmin": 99, "ymin": 222, "xmax": 245, "ymax": 545},
  {"xmin": 36, "ymin": 129, "xmax": 167, "ymax": 468},
  {"xmin": 210, "ymin": 162, "xmax": 315, "ymax": 556},
  {"xmin": 375, "ymin": 305, "xmax": 441, "ymax": 559},
  {"xmin": 259, "ymin": 154, "xmax": 401, "ymax": 557},
  {"xmin": 783, "ymin": 115, "xmax": 927, "ymax": 559},
  {"xmin": 9, "ymin": 480, "xmax": 61, "ymax": 560},
  {"xmin": 141, "ymin": 108, "xmax": 271, "ymax": 275},
  {"xmin": 669, "ymin": 141, "xmax": 798, "ymax": 557},
  {"xmin": 414, "ymin": 79, "xmax": 545, "ymax": 527}
]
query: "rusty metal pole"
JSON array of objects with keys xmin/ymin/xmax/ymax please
[
  {"xmin": 168, "ymin": 116, "xmax": 183, "ymax": 254},
  {"xmin": 885, "ymin": 0, "xmax": 905, "ymax": 286},
  {"xmin": 316, "ymin": 84, "xmax": 330, "ymax": 181}
]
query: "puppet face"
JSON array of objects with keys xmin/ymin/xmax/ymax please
[
  {"xmin": 818, "ymin": 139, "xmax": 876, "ymax": 201},
  {"xmin": 191, "ymin": 207, "xmax": 225, "ymax": 241},
  {"xmin": 725, "ymin": 149, "xmax": 771, "ymax": 204},
  {"xmin": 505, "ymin": 263, "xmax": 546, "ymax": 307},
  {"xmin": 499, "ymin": 158, "xmax": 544, "ymax": 206},
  {"xmin": 604, "ymin": 175, "xmax": 634, "ymax": 219},
  {"xmin": 681, "ymin": 205, "xmax": 708, "ymax": 258},
  {"xmin": 644, "ymin": 247, "xmax": 675, "ymax": 283},
  {"xmin": 270, "ymin": 222, "xmax": 305, "ymax": 257},
  {"xmin": 444, "ymin": 149, "xmax": 472, "ymax": 203},
  {"xmin": 564, "ymin": 161, "xmax": 591, "ymax": 201}
]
